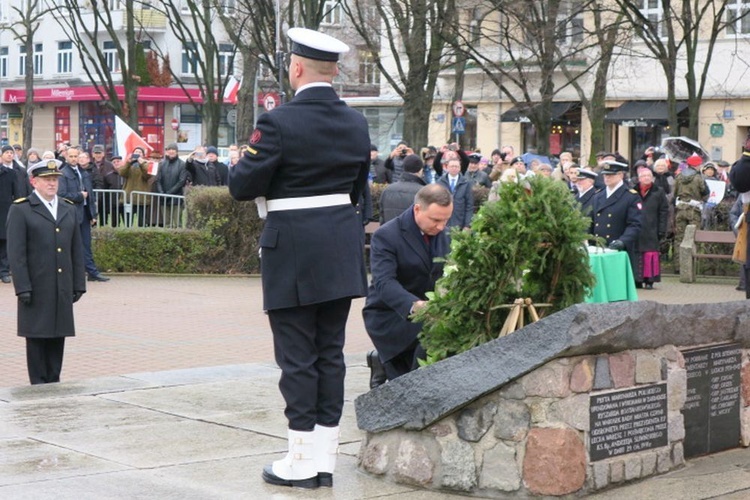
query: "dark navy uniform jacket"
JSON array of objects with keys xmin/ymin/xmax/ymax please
[
  {"xmin": 592, "ymin": 183, "xmax": 642, "ymax": 269},
  {"xmin": 577, "ymin": 186, "xmax": 598, "ymax": 219},
  {"xmin": 229, "ymin": 85, "xmax": 370, "ymax": 310},
  {"xmin": 362, "ymin": 207, "xmax": 450, "ymax": 362},
  {"xmin": 7, "ymin": 192, "xmax": 85, "ymax": 338}
]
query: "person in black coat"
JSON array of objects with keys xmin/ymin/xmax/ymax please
[
  {"xmin": 634, "ymin": 167, "xmax": 669, "ymax": 289},
  {"xmin": 729, "ymin": 134, "xmax": 750, "ymax": 299},
  {"xmin": 58, "ymin": 146, "xmax": 108, "ymax": 282},
  {"xmin": 437, "ymin": 155, "xmax": 474, "ymax": 230},
  {"xmin": 363, "ymin": 184, "xmax": 452, "ymax": 381},
  {"xmin": 378, "ymin": 154, "xmax": 426, "ymax": 223},
  {"xmin": 228, "ymin": 28, "xmax": 369, "ymax": 490},
  {"xmin": 574, "ymin": 168, "xmax": 599, "ymax": 221},
  {"xmin": 592, "ymin": 162, "xmax": 642, "ymax": 279},
  {"xmin": 0, "ymin": 160, "xmax": 21, "ymax": 283},
  {"xmin": 7, "ymin": 160, "xmax": 86, "ymax": 384}
]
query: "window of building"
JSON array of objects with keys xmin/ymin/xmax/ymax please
[
  {"xmin": 181, "ymin": 42, "xmax": 198, "ymax": 75},
  {"xmin": 219, "ymin": 0, "xmax": 236, "ymax": 15},
  {"xmin": 107, "ymin": 0, "xmax": 122, "ymax": 9},
  {"xmin": 556, "ymin": 1, "xmax": 584, "ymax": 45},
  {"xmin": 18, "ymin": 45, "xmax": 26, "ymax": 77},
  {"xmin": 33, "ymin": 43, "xmax": 42, "ymax": 75},
  {"xmin": 218, "ymin": 43, "xmax": 234, "ymax": 77},
  {"xmin": 0, "ymin": 47, "xmax": 7, "ymax": 79},
  {"xmin": 321, "ymin": 0, "xmax": 343, "ymax": 26},
  {"xmin": 57, "ymin": 41, "xmax": 72, "ymax": 74},
  {"xmin": 103, "ymin": 40, "xmax": 120, "ymax": 73},
  {"xmin": 639, "ymin": 0, "xmax": 664, "ymax": 38},
  {"xmin": 726, "ymin": 0, "xmax": 750, "ymax": 36},
  {"xmin": 358, "ymin": 49, "xmax": 379, "ymax": 85}
]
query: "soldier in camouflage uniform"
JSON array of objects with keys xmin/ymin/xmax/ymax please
[{"xmin": 673, "ymin": 153, "xmax": 709, "ymax": 272}]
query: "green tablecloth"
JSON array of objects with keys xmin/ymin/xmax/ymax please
[{"xmin": 585, "ymin": 250, "xmax": 639, "ymax": 303}]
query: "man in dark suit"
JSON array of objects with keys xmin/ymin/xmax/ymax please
[
  {"xmin": 7, "ymin": 160, "xmax": 85, "ymax": 384},
  {"xmin": 0, "ymin": 155, "xmax": 21, "ymax": 283},
  {"xmin": 58, "ymin": 146, "xmax": 109, "ymax": 282},
  {"xmin": 229, "ymin": 28, "xmax": 369, "ymax": 490},
  {"xmin": 592, "ymin": 161, "xmax": 642, "ymax": 275},
  {"xmin": 363, "ymin": 184, "xmax": 452, "ymax": 382},
  {"xmin": 438, "ymin": 155, "xmax": 473, "ymax": 230}
]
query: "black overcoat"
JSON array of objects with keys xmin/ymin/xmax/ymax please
[
  {"xmin": 592, "ymin": 184, "xmax": 643, "ymax": 273},
  {"xmin": 362, "ymin": 207, "xmax": 450, "ymax": 362},
  {"xmin": 635, "ymin": 183, "xmax": 668, "ymax": 252},
  {"xmin": 0, "ymin": 166, "xmax": 20, "ymax": 239},
  {"xmin": 7, "ymin": 192, "xmax": 86, "ymax": 338},
  {"xmin": 229, "ymin": 85, "xmax": 370, "ymax": 310}
]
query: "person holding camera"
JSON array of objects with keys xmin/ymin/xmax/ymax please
[
  {"xmin": 118, "ymin": 146, "xmax": 153, "ymax": 227},
  {"xmin": 185, "ymin": 146, "xmax": 222, "ymax": 187},
  {"xmin": 385, "ymin": 141, "xmax": 413, "ymax": 182}
]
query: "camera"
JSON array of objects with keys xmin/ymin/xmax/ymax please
[
  {"xmin": 131, "ymin": 153, "xmax": 140, "ymax": 161},
  {"xmin": 399, "ymin": 149, "xmax": 407, "ymax": 158}
]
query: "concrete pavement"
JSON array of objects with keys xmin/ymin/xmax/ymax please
[{"xmin": 1, "ymin": 274, "xmax": 750, "ymax": 498}]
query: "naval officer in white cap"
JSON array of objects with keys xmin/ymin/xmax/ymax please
[
  {"xmin": 7, "ymin": 159, "xmax": 86, "ymax": 384},
  {"xmin": 229, "ymin": 28, "xmax": 370, "ymax": 489}
]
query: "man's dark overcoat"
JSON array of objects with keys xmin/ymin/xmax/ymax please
[
  {"xmin": 362, "ymin": 206, "xmax": 450, "ymax": 363},
  {"xmin": 7, "ymin": 192, "xmax": 85, "ymax": 337},
  {"xmin": 229, "ymin": 86, "xmax": 370, "ymax": 310},
  {"xmin": 592, "ymin": 183, "xmax": 642, "ymax": 272},
  {"xmin": 0, "ymin": 166, "xmax": 20, "ymax": 239}
]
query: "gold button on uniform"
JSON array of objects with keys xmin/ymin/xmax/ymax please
[
  {"xmin": 58, "ymin": 268, "xmax": 62, "ymax": 273},
  {"xmin": 56, "ymin": 228, "xmax": 60, "ymax": 232},
  {"xmin": 57, "ymin": 248, "xmax": 62, "ymax": 252}
]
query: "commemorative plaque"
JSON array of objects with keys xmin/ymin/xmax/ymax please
[
  {"xmin": 682, "ymin": 343, "xmax": 741, "ymax": 458},
  {"xmin": 589, "ymin": 383, "xmax": 668, "ymax": 461}
]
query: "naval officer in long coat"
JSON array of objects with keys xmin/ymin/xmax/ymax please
[
  {"xmin": 229, "ymin": 28, "xmax": 370, "ymax": 489},
  {"xmin": 6, "ymin": 159, "xmax": 86, "ymax": 385},
  {"xmin": 592, "ymin": 161, "xmax": 642, "ymax": 275}
]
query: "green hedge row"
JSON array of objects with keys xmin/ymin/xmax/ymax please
[{"xmin": 93, "ymin": 187, "xmax": 262, "ymax": 274}]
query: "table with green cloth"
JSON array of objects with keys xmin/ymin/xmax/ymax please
[{"xmin": 585, "ymin": 249, "xmax": 639, "ymax": 303}]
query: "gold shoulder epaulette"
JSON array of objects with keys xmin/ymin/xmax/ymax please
[
  {"xmin": 629, "ymin": 189, "xmax": 638, "ymax": 194},
  {"xmin": 62, "ymin": 198, "xmax": 75, "ymax": 204},
  {"xmin": 743, "ymin": 151, "xmax": 750, "ymax": 157},
  {"xmin": 13, "ymin": 197, "xmax": 27, "ymax": 203}
]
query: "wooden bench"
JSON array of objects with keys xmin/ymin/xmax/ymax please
[
  {"xmin": 679, "ymin": 225, "xmax": 737, "ymax": 283},
  {"xmin": 365, "ymin": 222, "xmax": 380, "ymax": 267}
]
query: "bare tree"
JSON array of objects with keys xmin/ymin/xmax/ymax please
[
  {"xmin": 148, "ymin": 0, "xmax": 242, "ymax": 146},
  {"xmin": 49, "ymin": 0, "xmax": 140, "ymax": 128},
  {"xmin": 344, "ymin": 0, "xmax": 457, "ymax": 149},
  {"xmin": 450, "ymin": 0, "xmax": 602, "ymax": 156},
  {"xmin": 615, "ymin": 0, "xmax": 750, "ymax": 138},
  {"xmin": 8, "ymin": 0, "xmax": 48, "ymax": 152},
  {"xmin": 560, "ymin": 2, "xmax": 628, "ymax": 164}
]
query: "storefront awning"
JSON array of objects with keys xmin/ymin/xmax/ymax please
[
  {"xmin": 500, "ymin": 101, "xmax": 579, "ymax": 123},
  {"xmin": 2, "ymin": 85, "xmax": 231, "ymax": 104},
  {"xmin": 604, "ymin": 100, "xmax": 689, "ymax": 126}
]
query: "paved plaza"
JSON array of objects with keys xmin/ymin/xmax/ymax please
[{"xmin": 1, "ymin": 274, "xmax": 749, "ymax": 498}]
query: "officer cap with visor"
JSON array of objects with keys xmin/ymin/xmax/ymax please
[
  {"xmin": 288, "ymin": 27, "xmax": 349, "ymax": 62},
  {"xmin": 28, "ymin": 159, "xmax": 63, "ymax": 177}
]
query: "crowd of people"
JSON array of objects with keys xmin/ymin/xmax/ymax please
[{"xmin": 369, "ymin": 141, "xmax": 741, "ymax": 290}]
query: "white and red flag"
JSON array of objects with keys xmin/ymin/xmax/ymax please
[
  {"xmin": 114, "ymin": 115, "xmax": 153, "ymax": 158},
  {"xmin": 223, "ymin": 76, "xmax": 241, "ymax": 104}
]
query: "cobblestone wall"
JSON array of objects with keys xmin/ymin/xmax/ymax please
[{"xmin": 359, "ymin": 345, "xmax": 750, "ymax": 497}]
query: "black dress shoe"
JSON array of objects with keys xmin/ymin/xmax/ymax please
[
  {"xmin": 88, "ymin": 274, "xmax": 110, "ymax": 282},
  {"xmin": 737, "ymin": 286, "xmax": 746, "ymax": 291},
  {"xmin": 367, "ymin": 350, "xmax": 387, "ymax": 389},
  {"xmin": 0, "ymin": 275, "xmax": 10, "ymax": 284},
  {"xmin": 261, "ymin": 465, "xmax": 318, "ymax": 489}
]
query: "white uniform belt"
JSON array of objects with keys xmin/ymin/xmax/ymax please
[{"xmin": 266, "ymin": 193, "xmax": 351, "ymax": 212}]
